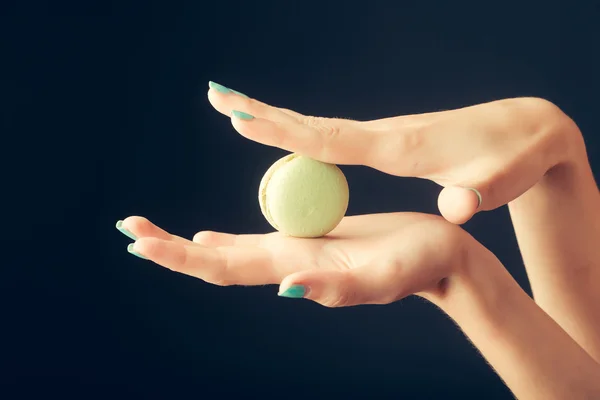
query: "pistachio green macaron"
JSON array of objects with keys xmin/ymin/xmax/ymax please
[{"xmin": 258, "ymin": 153, "xmax": 350, "ymax": 238}]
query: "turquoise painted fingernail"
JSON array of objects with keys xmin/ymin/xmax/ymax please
[
  {"xmin": 116, "ymin": 220, "xmax": 137, "ymax": 240},
  {"xmin": 127, "ymin": 243, "xmax": 147, "ymax": 260},
  {"xmin": 231, "ymin": 110, "xmax": 254, "ymax": 120},
  {"xmin": 209, "ymin": 81, "xmax": 230, "ymax": 93},
  {"xmin": 208, "ymin": 81, "xmax": 248, "ymax": 97},
  {"xmin": 278, "ymin": 285, "xmax": 306, "ymax": 299}
]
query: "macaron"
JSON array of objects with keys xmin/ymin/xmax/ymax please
[{"xmin": 258, "ymin": 153, "xmax": 349, "ymax": 238}]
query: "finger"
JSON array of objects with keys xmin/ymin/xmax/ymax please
[
  {"xmin": 437, "ymin": 186, "xmax": 482, "ymax": 225},
  {"xmin": 208, "ymin": 82, "xmax": 299, "ymax": 123},
  {"xmin": 278, "ymin": 266, "xmax": 397, "ymax": 308},
  {"xmin": 192, "ymin": 230, "xmax": 264, "ymax": 247},
  {"xmin": 209, "ymin": 82, "xmax": 416, "ymax": 170},
  {"xmin": 474, "ymin": 151, "xmax": 554, "ymax": 212},
  {"xmin": 437, "ymin": 146, "xmax": 546, "ymax": 217},
  {"xmin": 118, "ymin": 216, "xmax": 192, "ymax": 245},
  {"xmin": 230, "ymin": 111, "xmax": 385, "ymax": 167},
  {"xmin": 131, "ymin": 237, "xmax": 286, "ymax": 286}
]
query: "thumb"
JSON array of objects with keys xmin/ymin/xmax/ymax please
[
  {"xmin": 277, "ymin": 268, "xmax": 396, "ymax": 308},
  {"xmin": 437, "ymin": 156, "xmax": 547, "ymax": 224},
  {"xmin": 437, "ymin": 186, "xmax": 482, "ymax": 225}
]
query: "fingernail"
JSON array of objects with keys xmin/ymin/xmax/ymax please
[
  {"xmin": 466, "ymin": 188, "xmax": 482, "ymax": 209},
  {"xmin": 231, "ymin": 110, "xmax": 254, "ymax": 120},
  {"xmin": 208, "ymin": 81, "xmax": 230, "ymax": 94},
  {"xmin": 116, "ymin": 220, "xmax": 137, "ymax": 240},
  {"xmin": 278, "ymin": 285, "xmax": 306, "ymax": 299},
  {"xmin": 208, "ymin": 81, "xmax": 248, "ymax": 98},
  {"xmin": 127, "ymin": 243, "xmax": 147, "ymax": 260}
]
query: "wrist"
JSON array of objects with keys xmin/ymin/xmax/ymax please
[
  {"xmin": 506, "ymin": 100, "xmax": 600, "ymax": 365},
  {"xmin": 421, "ymin": 236, "xmax": 600, "ymax": 399},
  {"xmin": 422, "ymin": 235, "xmax": 519, "ymax": 317},
  {"xmin": 539, "ymin": 101, "xmax": 588, "ymax": 182}
]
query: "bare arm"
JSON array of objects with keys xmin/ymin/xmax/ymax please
[
  {"xmin": 507, "ymin": 112, "xmax": 600, "ymax": 362},
  {"xmin": 426, "ymin": 240, "xmax": 600, "ymax": 400}
]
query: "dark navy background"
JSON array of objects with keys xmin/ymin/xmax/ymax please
[{"xmin": 2, "ymin": 1, "xmax": 598, "ymax": 398}]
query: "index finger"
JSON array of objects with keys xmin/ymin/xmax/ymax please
[
  {"xmin": 208, "ymin": 82, "xmax": 387, "ymax": 167},
  {"xmin": 229, "ymin": 108, "xmax": 387, "ymax": 168}
]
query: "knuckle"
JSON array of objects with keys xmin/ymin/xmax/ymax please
[
  {"xmin": 205, "ymin": 270, "xmax": 231, "ymax": 286},
  {"xmin": 530, "ymin": 98, "xmax": 572, "ymax": 130},
  {"xmin": 204, "ymin": 249, "xmax": 232, "ymax": 286},
  {"xmin": 140, "ymin": 238, "xmax": 166, "ymax": 260},
  {"xmin": 524, "ymin": 97, "xmax": 561, "ymax": 114},
  {"xmin": 322, "ymin": 291, "xmax": 352, "ymax": 308},
  {"xmin": 320, "ymin": 273, "xmax": 356, "ymax": 308},
  {"xmin": 503, "ymin": 97, "xmax": 566, "ymax": 127},
  {"xmin": 397, "ymin": 124, "xmax": 427, "ymax": 152},
  {"xmin": 128, "ymin": 216, "xmax": 151, "ymax": 232},
  {"xmin": 377, "ymin": 122, "xmax": 430, "ymax": 174},
  {"xmin": 171, "ymin": 243, "xmax": 189, "ymax": 269},
  {"xmin": 303, "ymin": 115, "xmax": 341, "ymax": 140},
  {"xmin": 516, "ymin": 97, "xmax": 582, "ymax": 157}
]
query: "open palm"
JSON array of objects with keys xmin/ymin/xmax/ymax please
[{"xmin": 120, "ymin": 212, "xmax": 470, "ymax": 307}]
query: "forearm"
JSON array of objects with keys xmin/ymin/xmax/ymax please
[
  {"xmin": 507, "ymin": 115, "xmax": 600, "ymax": 361},
  {"xmin": 428, "ymin": 245, "xmax": 600, "ymax": 400}
]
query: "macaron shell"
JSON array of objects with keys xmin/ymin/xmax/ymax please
[
  {"xmin": 259, "ymin": 154, "xmax": 349, "ymax": 238},
  {"xmin": 258, "ymin": 153, "xmax": 299, "ymax": 230}
]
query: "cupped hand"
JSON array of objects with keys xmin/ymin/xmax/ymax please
[
  {"xmin": 208, "ymin": 82, "xmax": 577, "ymax": 224},
  {"xmin": 118, "ymin": 213, "xmax": 475, "ymax": 307}
]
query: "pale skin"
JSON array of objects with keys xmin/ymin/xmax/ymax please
[{"xmin": 119, "ymin": 84, "xmax": 600, "ymax": 399}]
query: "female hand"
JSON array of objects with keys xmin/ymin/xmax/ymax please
[
  {"xmin": 118, "ymin": 213, "xmax": 472, "ymax": 306},
  {"xmin": 117, "ymin": 214, "xmax": 600, "ymax": 399},
  {"xmin": 208, "ymin": 82, "xmax": 580, "ymax": 224},
  {"xmin": 114, "ymin": 84, "xmax": 600, "ymax": 398},
  {"xmin": 206, "ymin": 83, "xmax": 600, "ymax": 367}
]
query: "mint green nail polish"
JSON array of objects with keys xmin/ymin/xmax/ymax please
[
  {"xmin": 127, "ymin": 243, "xmax": 147, "ymax": 260},
  {"xmin": 279, "ymin": 285, "xmax": 306, "ymax": 298},
  {"xmin": 116, "ymin": 220, "xmax": 137, "ymax": 240},
  {"xmin": 231, "ymin": 110, "xmax": 254, "ymax": 120},
  {"xmin": 209, "ymin": 81, "xmax": 248, "ymax": 97},
  {"xmin": 209, "ymin": 81, "xmax": 231, "ymax": 94}
]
